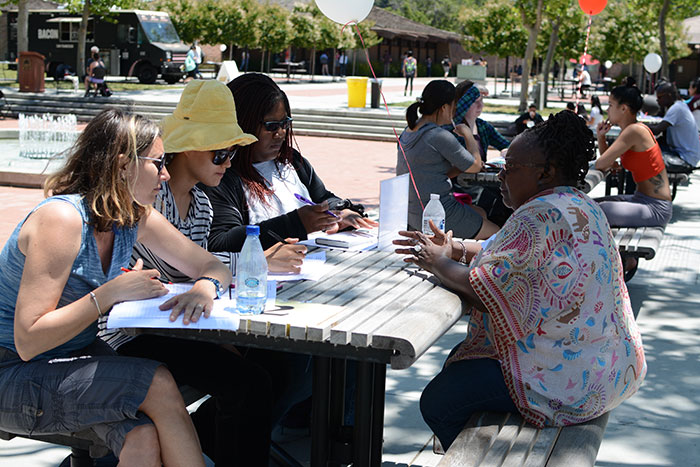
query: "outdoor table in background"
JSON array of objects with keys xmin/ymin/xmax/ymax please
[
  {"xmin": 278, "ymin": 61, "xmax": 304, "ymax": 81},
  {"xmin": 557, "ymin": 78, "xmax": 580, "ymax": 99},
  {"xmin": 124, "ymin": 248, "xmax": 464, "ymax": 467}
]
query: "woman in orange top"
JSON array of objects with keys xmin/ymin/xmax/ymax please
[{"xmin": 594, "ymin": 78, "xmax": 672, "ymax": 228}]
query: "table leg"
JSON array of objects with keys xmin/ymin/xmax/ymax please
[
  {"xmin": 311, "ymin": 356, "xmax": 331, "ymax": 467},
  {"xmin": 370, "ymin": 363, "xmax": 386, "ymax": 467},
  {"xmin": 353, "ymin": 361, "xmax": 374, "ymax": 467},
  {"xmin": 329, "ymin": 358, "xmax": 349, "ymax": 467}
]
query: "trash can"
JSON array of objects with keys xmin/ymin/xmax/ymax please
[
  {"xmin": 347, "ymin": 77, "xmax": 368, "ymax": 108},
  {"xmin": 18, "ymin": 51, "xmax": 45, "ymax": 93},
  {"xmin": 370, "ymin": 78, "xmax": 383, "ymax": 108}
]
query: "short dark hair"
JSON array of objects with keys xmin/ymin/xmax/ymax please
[
  {"xmin": 528, "ymin": 103, "xmax": 537, "ymax": 109},
  {"xmin": 523, "ymin": 110, "xmax": 595, "ymax": 185}
]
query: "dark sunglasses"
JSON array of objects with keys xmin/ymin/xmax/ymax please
[
  {"xmin": 261, "ymin": 117, "xmax": 293, "ymax": 132},
  {"xmin": 212, "ymin": 148, "xmax": 238, "ymax": 165},
  {"xmin": 138, "ymin": 154, "xmax": 168, "ymax": 173}
]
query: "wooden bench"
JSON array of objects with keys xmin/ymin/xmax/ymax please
[
  {"xmin": 610, "ymin": 225, "xmax": 664, "ymax": 282},
  {"xmin": 437, "ymin": 411, "xmax": 610, "ymax": 467}
]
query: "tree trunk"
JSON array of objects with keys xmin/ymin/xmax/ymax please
[
  {"xmin": 77, "ymin": 0, "xmax": 91, "ymax": 82},
  {"xmin": 310, "ymin": 47, "xmax": 316, "ymax": 82},
  {"xmin": 260, "ymin": 50, "xmax": 265, "ymax": 72},
  {"xmin": 542, "ymin": 20, "xmax": 560, "ymax": 108},
  {"xmin": 351, "ymin": 49, "xmax": 356, "ymax": 76},
  {"xmin": 504, "ymin": 56, "xmax": 509, "ymax": 91},
  {"xmin": 658, "ymin": 0, "xmax": 670, "ymax": 79},
  {"xmin": 518, "ymin": 0, "xmax": 544, "ymax": 112},
  {"xmin": 16, "ymin": 0, "xmax": 28, "ymax": 59},
  {"xmin": 332, "ymin": 47, "xmax": 337, "ymax": 81}
]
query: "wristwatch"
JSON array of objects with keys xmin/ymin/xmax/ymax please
[{"xmin": 196, "ymin": 276, "xmax": 224, "ymax": 299}]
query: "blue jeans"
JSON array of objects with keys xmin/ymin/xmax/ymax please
[{"xmin": 420, "ymin": 354, "xmax": 518, "ymax": 450}]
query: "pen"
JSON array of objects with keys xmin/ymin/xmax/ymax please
[
  {"xmin": 267, "ymin": 230, "xmax": 290, "ymax": 245},
  {"xmin": 120, "ymin": 267, "xmax": 172, "ymax": 284},
  {"xmin": 294, "ymin": 193, "xmax": 340, "ymax": 219}
]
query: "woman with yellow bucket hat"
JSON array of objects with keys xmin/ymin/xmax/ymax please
[{"xmin": 99, "ymin": 80, "xmax": 304, "ymax": 465}]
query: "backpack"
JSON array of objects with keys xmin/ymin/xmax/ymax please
[{"xmin": 405, "ymin": 58, "xmax": 416, "ymax": 76}]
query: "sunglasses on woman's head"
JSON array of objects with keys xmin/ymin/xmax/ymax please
[
  {"xmin": 138, "ymin": 154, "xmax": 168, "ymax": 173},
  {"xmin": 261, "ymin": 117, "xmax": 293, "ymax": 132},
  {"xmin": 212, "ymin": 148, "xmax": 237, "ymax": 165}
]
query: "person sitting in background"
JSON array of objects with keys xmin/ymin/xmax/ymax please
[
  {"xmin": 396, "ymin": 79, "xmax": 499, "ymax": 240},
  {"xmin": 576, "ymin": 103, "xmax": 589, "ymax": 121},
  {"xmin": 395, "ymin": 110, "xmax": 646, "ymax": 450},
  {"xmin": 448, "ymin": 80, "xmax": 510, "ymax": 160},
  {"xmin": 515, "ymin": 103, "xmax": 544, "ymax": 134},
  {"xmin": 84, "ymin": 50, "xmax": 106, "ymax": 97},
  {"xmin": 578, "ymin": 66, "xmax": 592, "ymax": 97},
  {"xmin": 594, "ymin": 78, "xmax": 672, "ymax": 229},
  {"xmin": 99, "ymin": 81, "xmax": 299, "ymax": 465},
  {"xmin": 565, "ymin": 102, "xmax": 576, "ymax": 112},
  {"xmin": 647, "ymin": 81, "xmax": 700, "ymax": 167},
  {"xmin": 0, "ymin": 108, "xmax": 232, "ymax": 466},
  {"xmin": 587, "ymin": 95, "xmax": 605, "ymax": 135},
  {"xmin": 686, "ymin": 77, "xmax": 700, "ymax": 131}
]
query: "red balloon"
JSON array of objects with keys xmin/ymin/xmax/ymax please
[{"xmin": 578, "ymin": 0, "xmax": 607, "ymax": 15}]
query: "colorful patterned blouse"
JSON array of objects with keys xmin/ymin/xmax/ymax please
[{"xmin": 448, "ymin": 186, "xmax": 646, "ymax": 427}]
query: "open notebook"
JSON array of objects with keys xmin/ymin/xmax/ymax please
[{"xmin": 303, "ymin": 174, "xmax": 409, "ymax": 251}]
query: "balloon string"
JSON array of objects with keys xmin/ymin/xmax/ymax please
[
  {"xmin": 344, "ymin": 20, "xmax": 425, "ymax": 211},
  {"xmin": 575, "ymin": 15, "xmax": 593, "ymax": 107}
]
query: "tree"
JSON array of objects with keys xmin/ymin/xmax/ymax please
[
  {"xmin": 515, "ymin": 0, "xmax": 544, "ymax": 111},
  {"xmin": 64, "ymin": 0, "xmax": 134, "ymax": 81},
  {"xmin": 458, "ymin": 0, "xmax": 527, "ymax": 92},
  {"xmin": 377, "ymin": 0, "xmax": 467, "ymax": 32},
  {"xmin": 257, "ymin": 4, "xmax": 291, "ymax": 72},
  {"xmin": 291, "ymin": 4, "xmax": 320, "ymax": 78}
]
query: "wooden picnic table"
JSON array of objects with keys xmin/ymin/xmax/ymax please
[{"xmin": 124, "ymin": 249, "xmax": 465, "ymax": 467}]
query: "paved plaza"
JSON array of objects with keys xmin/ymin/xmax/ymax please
[{"xmin": 0, "ymin": 78, "xmax": 697, "ymax": 466}]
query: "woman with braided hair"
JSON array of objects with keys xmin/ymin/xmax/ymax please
[
  {"xmin": 396, "ymin": 79, "xmax": 499, "ymax": 240},
  {"xmin": 395, "ymin": 110, "xmax": 646, "ymax": 450}
]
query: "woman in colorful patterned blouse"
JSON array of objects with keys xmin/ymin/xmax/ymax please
[{"xmin": 394, "ymin": 110, "xmax": 646, "ymax": 449}]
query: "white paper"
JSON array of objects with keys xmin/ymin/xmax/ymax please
[
  {"xmin": 378, "ymin": 174, "xmax": 409, "ymax": 251},
  {"xmin": 107, "ymin": 283, "xmax": 240, "ymax": 331},
  {"xmin": 268, "ymin": 251, "xmax": 329, "ymax": 281}
]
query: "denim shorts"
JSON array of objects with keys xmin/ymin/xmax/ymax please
[{"xmin": 0, "ymin": 339, "xmax": 161, "ymax": 457}]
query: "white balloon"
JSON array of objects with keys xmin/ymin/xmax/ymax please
[
  {"xmin": 315, "ymin": 0, "xmax": 374, "ymax": 24},
  {"xmin": 643, "ymin": 53, "xmax": 662, "ymax": 74},
  {"xmin": 604, "ymin": 60, "xmax": 613, "ymax": 69}
]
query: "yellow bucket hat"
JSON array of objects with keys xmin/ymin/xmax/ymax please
[{"xmin": 162, "ymin": 80, "xmax": 257, "ymax": 153}]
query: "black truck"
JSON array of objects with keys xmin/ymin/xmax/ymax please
[{"xmin": 4, "ymin": 9, "xmax": 189, "ymax": 84}]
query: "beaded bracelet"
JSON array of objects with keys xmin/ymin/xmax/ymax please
[{"xmin": 89, "ymin": 291, "xmax": 103, "ymax": 318}]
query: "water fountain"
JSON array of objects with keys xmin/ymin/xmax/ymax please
[{"xmin": 18, "ymin": 113, "xmax": 79, "ymax": 159}]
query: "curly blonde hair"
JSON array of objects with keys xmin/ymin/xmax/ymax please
[{"xmin": 44, "ymin": 109, "xmax": 161, "ymax": 231}]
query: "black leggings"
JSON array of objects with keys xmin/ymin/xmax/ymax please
[
  {"xmin": 405, "ymin": 74, "xmax": 414, "ymax": 94},
  {"xmin": 118, "ymin": 335, "xmax": 273, "ymax": 467}
]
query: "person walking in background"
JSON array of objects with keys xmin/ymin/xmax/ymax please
[
  {"xmin": 402, "ymin": 50, "xmax": 417, "ymax": 96},
  {"xmin": 319, "ymin": 52, "xmax": 329, "ymax": 76},
  {"xmin": 426, "ymin": 56, "xmax": 432, "ymax": 77},
  {"xmin": 193, "ymin": 41, "xmax": 203, "ymax": 79},
  {"xmin": 441, "ymin": 55, "xmax": 451, "ymax": 77},
  {"xmin": 383, "ymin": 50, "xmax": 392, "ymax": 77}
]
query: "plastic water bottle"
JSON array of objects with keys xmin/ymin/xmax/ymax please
[
  {"xmin": 422, "ymin": 193, "xmax": 445, "ymax": 234},
  {"xmin": 235, "ymin": 225, "xmax": 268, "ymax": 314}
]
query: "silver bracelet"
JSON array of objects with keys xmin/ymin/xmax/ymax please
[
  {"xmin": 89, "ymin": 291, "xmax": 103, "ymax": 318},
  {"xmin": 458, "ymin": 241, "xmax": 468, "ymax": 264}
]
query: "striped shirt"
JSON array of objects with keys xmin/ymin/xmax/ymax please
[{"xmin": 99, "ymin": 181, "xmax": 238, "ymax": 349}]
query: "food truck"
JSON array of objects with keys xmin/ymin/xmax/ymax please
[{"xmin": 5, "ymin": 9, "xmax": 190, "ymax": 84}]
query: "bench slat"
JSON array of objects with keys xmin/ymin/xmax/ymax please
[
  {"xmin": 521, "ymin": 427, "xmax": 560, "ymax": 467},
  {"xmin": 479, "ymin": 414, "xmax": 525, "ymax": 466},
  {"xmin": 437, "ymin": 412, "xmax": 509, "ymax": 466},
  {"xmin": 545, "ymin": 412, "xmax": 610, "ymax": 467}
]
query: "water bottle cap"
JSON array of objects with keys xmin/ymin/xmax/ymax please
[
  {"xmin": 430, "ymin": 193, "xmax": 440, "ymax": 200},
  {"xmin": 246, "ymin": 225, "xmax": 260, "ymax": 236}
]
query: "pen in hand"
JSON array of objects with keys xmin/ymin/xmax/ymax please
[
  {"xmin": 294, "ymin": 193, "xmax": 340, "ymax": 219},
  {"xmin": 267, "ymin": 230, "xmax": 290, "ymax": 245}
]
